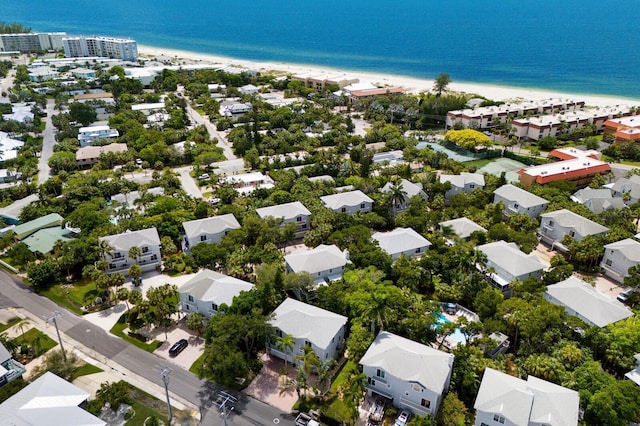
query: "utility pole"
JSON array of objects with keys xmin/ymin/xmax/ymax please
[
  {"xmin": 45, "ymin": 311, "xmax": 66, "ymax": 362},
  {"xmin": 159, "ymin": 366, "xmax": 173, "ymax": 424},
  {"xmin": 216, "ymin": 391, "xmax": 237, "ymax": 426}
]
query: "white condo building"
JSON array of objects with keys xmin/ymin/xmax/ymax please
[
  {"xmin": 0, "ymin": 32, "xmax": 65, "ymax": 53},
  {"xmin": 63, "ymin": 36, "xmax": 138, "ymax": 61}
]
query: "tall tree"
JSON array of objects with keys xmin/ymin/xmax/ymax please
[{"xmin": 433, "ymin": 72, "xmax": 451, "ymax": 96}]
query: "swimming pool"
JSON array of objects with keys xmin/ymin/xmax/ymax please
[{"xmin": 435, "ymin": 313, "xmax": 467, "ymax": 345}]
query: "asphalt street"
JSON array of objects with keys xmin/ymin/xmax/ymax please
[
  {"xmin": 0, "ymin": 270, "xmax": 294, "ymax": 426},
  {"xmin": 37, "ymin": 98, "xmax": 56, "ymax": 184}
]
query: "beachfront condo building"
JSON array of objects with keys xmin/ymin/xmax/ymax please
[
  {"xmin": 0, "ymin": 32, "xmax": 66, "ymax": 53},
  {"xmin": 63, "ymin": 36, "xmax": 138, "ymax": 62}
]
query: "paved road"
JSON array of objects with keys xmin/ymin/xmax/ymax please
[
  {"xmin": 175, "ymin": 166, "xmax": 204, "ymax": 199},
  {"xmin": 0, "ymin": 270, "xmax": 293, "ymax": 426},
  {"xmin": 37, "ymin": 98, "xmax": 56, "ymax": 184},
  {"xmin": 185, "ymin": 103, "xmax": 237, "ymax": 161}
]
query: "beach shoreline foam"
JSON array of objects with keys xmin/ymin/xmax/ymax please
[{"xmin": 138, "ymin": 44, "xmax": 640, "ymax": 108}]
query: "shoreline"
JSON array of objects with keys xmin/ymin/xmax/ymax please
[{"xmin": 138, "ymin": 44, "xmax": 640, "ymax": 108}]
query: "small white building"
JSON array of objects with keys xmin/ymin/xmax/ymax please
[
  {"xmin": 284, "ymin": 244, "xmax": 350, "ymax": 284},
  {"xmin": 220, "ymin": 172, "xmax": 274, "ymax": 195},
  {"xmin": 320, "ymin": 190, "xmax": 373, "ymax": 214},
  {"xmin": 439, "ymin": 217, "xmax": 487, "ymax": 242},
  {"xmin": 360, "ymin": 331, "xmax": 454, "ymax": 417},
  {"xmin": 474, "ymin": 368, "xmax": 579, "ymax": 426},
  {"xmin": 77, "ymin": 125, "xmax": 119, "ymax": 147},
  {"xmin": 440, "ymin": 172, "xmax": 485, "ymax": 199},
  {"xmin": 269, "ymin": 298, "xmax": 347, "ymax": 364},
  {"xmin": 478, "ymin": 241, "xmax": 546, "ymax": 296},
  {"xmin": 219, "ymin": 101, "xmax": 252, "ymax": 117},
  {"xmin": 493, "ymin": 184, "xmax": 549, "ymax": 218},
  {"xmin": 239, "ymin": 84, "xmax": 259, "ymax": 95},
  {"xmin": 372, "ymin": 228, "xmax": 431, "ymax": 260},
  {"xmin": 544, "ymin": 276, "xmax": 632, "ymax": 327},
  {"xmin": 99, "ymin": 228, "xmax": 161, "ymax": 274},
  {"xmin": 179, "ymin": 269, "xmax": 254, "ymax": 318},
  {"xmin": 256, "ymin": 201, "xmax": 311, "ymax": 237},
  {"xmin": 538, "ymin": 209, "xmax": 609, "ymax": 251},
  {"xmin": 182, "ymin": 213, "xmax": 241, "ymax": 251},
  {"xmin": 380, "ymin": 179, "xmax": 428, "ymax": 212},
  {"xmin": 600, "ymin": 238, "xmax": 640, "ymax": 283}
]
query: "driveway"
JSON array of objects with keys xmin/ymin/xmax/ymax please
[
  {"xmin": 153, "ymin": 318, "xmax": 205, "ymax": 371},
  {"xmin": 244, "ymin": 353, "xmax": 298, "ymax": 413}
]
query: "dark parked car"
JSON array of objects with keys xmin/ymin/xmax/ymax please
[{"xmin": 169, "ymin": 339, "xmax": 188, "ymax": 356}]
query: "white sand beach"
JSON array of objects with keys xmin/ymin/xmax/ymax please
[{"xmin": 138, "ymin": 44, "xmax": 640, "ymax": 108}]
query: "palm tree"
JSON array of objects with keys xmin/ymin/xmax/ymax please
[
  {"xmin": 128, "ymin": 264, "xmax": 142, "ymax": 285},
  {"xmin": 312, "ymin": 358, "xmax": 337, "ymax": 398},
  {"xmin": 97, "ymin": 240, "xmax": 114, "ymax": 260},
  {"xmin": 296, "ymin": 345, "xmax": 320, "ymax": 375},
  {"xmin": 128, "ymin": 246, "xmax": 142, "ymax": 265},
  {"xmin": 280, "ymin": 366, "xmax": 308, "ymax": 400},
  {"xmin": 276, "ymin": 333, "xmax": 295, "ymax": 371},
  {"xmin": 117, "ymin": 288, "xmax": 130, "ymax": 312},
  {"xmin": 387, "ymin": 181, "xmax": 407, "ymax": 217},
  {"xmin": 0, "ymin": 333, "xmax": 18, "ymax": 357}
]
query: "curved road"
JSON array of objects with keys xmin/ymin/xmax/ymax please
[{"xmin": 0, "ymin": 270, "xmax": 293, "ymax": 426}]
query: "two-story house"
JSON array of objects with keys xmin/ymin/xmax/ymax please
[
  {"xmin": 360, "ymin": 331, "xmax": 454, "ymax": 417},
  {"xmin": 269, "ymin": 298, "xmax": 347, "ymax": 364},
  {"xmin": 99, "ymin": 228, "xmax": 161, "ymax": 274},
  {"xmin": 600, "ymin": 238, "xmax": 640, "ymax": 283},
  {"xmin": 179, "ymin": 269, "xmax": 254, "ymax": 318},
  {"xmin": 182, "ymin": 214, "xmax": 241, "ymax": 251},
  {"xmin": 284, "ymin": 244, "xmax": 350, "ymax": 284},
  {"xmin": 372, "ymin": 228, "xmax": 431, "ymax": 260},
  {"xmin": 493, "ymin": 184, "xmax": 549, "ymax": 218},
  {"xmin": 439, "ymin": 217, "xmax": 487, "ymax": 242},
  {"xmin": 320, "ymin": 190, "xmax": 373, "ymax": 214},
  {"xmin": 477, "ymin": 241, "xmax": 546, "ymax": 297},
  {"xmin": 538, "ymin": 209, "xmax": 609, "ymax": 251},
  {"xmin": 0, "ymin": 343, "xmax": 25, "ymax": 388},
  {"xmin": 380, "ymin": 179, "xmax": 428, "ymax": 213},
  {"xmin": 474, "ymin": 368, "xmax": 579, "ymax": 426},
  {"xmin": 570, "ymin": 188, "xmax": 625, "ymax": 214},
  {"xmin": 256, "ymin": 201, "xmax": 311, "ymax": 238},
  {"xmin": 440, "ymin": 172, "xmax": 485, "ymax": 199},
  {"xmin": 610, "ymin": 174, "xmax": 640, "ymax": 205}
]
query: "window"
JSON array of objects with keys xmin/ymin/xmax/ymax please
[
  {"xmin": 605, "ymin": 258, "xmax": 612, "ymax": 266},
  {"xmin": 548, "ymin": 220, "xmax": 554, "ymax": 227},
  {"xmin": 420, "ymin": 399, "xmax": 430, "ymax": 408},
  {"xmin": 569, "ymin": 230, "xmax": 575, "ymax": 238},
  {"xmin": 341, "ymin": 207, "xmax": 346, "ymax": 213},
  {"xmin": 415, "ymin": 248, "xmax": 421, "ymax": 254},
  {"xmin": 301, "ymin": 224, "xmax": 307, "ymax": 229},
  {"xmin": 211, "ymin": 303, "xmax": 218, "ymax": 311},
  {"xmin": 200, "ymin": 235, "xmax": 207, "ymax": 241},
  {"xmin": 188, "ymin": 295, "xmax": 194, "ymax": 302},
  {"xmin": 151, "ymin": 254, "xmax": 158, "ymax": 261},
  {"xmin": 360, "ymin": 203, "xmax": 366, "ymax": 209},
  {"xmin": 185, "ymin": 305, "xmax": 189, "ymax": 310},
  {"xmin": 376, "ymin": 369, "xmax": 385, "ymax": 379},
  {"xmin": 367, "ymin": 377, "xmax": 376, "ymax": 386},
  {"xmin": 480, "ymin": 423, "xmax": 490, "ymax": 426},
  {"xmin": 305, "ymin": 341, "xmax": 311, "ymax": 348},
  {"xmin": 412, "ymin": 384, "xmax": 422, "ymax": 392},
  {"xmin": 513, "ymin": 203, "xmax": 519, "ymax": 209},
  {"xmin": 296, "ymin": 216, "xmax": 302, "ymax": 222},
  {"xmin": 275, "ymin": 329, "xmax": 283, "ymax": 338},
  {"xmin": 493, "ymin": 414, "xmax": 505, "ymax": 424},
  {"xmin": 114, "ymin": 252, "xmax": 122, "ymax": 259},
  {"xmin": 142, "ymin": 246, "xmax": 149, "ymax": 253}
]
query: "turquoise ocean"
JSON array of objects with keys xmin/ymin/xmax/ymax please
[{"xmin": 4, "ymin": 0, "xmax": 640, "ymax": 99}]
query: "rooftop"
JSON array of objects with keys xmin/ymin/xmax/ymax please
[
  {"xmin": 541, "ymin": 209, "xmax": 609, "ymax": 236},
  {"xmin": 284, "ymin": 244, "xmax": 349, "ymax": 275},
  {"xmin": 182, "ymin": 214, "xmax": 241, "ymax": 239},
  {"xmin": 256, "ymin": 201, "xmax": 311, "ymax": 221},
  {"xmin": 493, "ymin": 184, "xmax": 549, "ymax": 208},
  {"xmin": 179, "ymin": 268, "xmax": 254, "ymax": 306},
  {"xmin": 372, "ymin": 228, "xmax": 431, "ymax": 256}
]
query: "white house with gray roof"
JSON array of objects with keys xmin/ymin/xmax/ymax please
[
  {"xmin": 625, "ymin": 354, "xmax": 640, "ymax": 386},
  {"xmin": 439, "ymin": 217, "xmax": 487, "ymax": 241},
  {"xmin": 182, "ymin": 214, "xmax": 241, "ymax": 251},
  {"xmin": 380, "ymin": 179, "xmax": 428, "ymax": 212},
  {"xmin": 493, "ymin": 184, "xmax": 549, "ymax": 218},
  {"xmin": 256, "ymin": 201, "xmax": 311, "ymax": 237},
  {"xmin": 0, "ymin": 343, "xmax": 24, "ymax": 388},
  {"xmin": 360, "ymin": 331, "xmax": 454, "ymax": 417},
  {"xmin": 478, "ymin": 241, "xmax": 546, "ymax": 297},
  {"xmin": 100, "ymin": 228, "xmax": 161, "ymax": 274},
  {"xmin": 538, "ymin": 209, "xmax": 609, "ymax": 251},
  {"xmin": 474, "ymin": 367, "xmax": 579, "ymax": 426},
  {"xmin": 0, "ymin": 371, "xmax": 105, "ymax": 426},
  {"xmin": 611, "ymin": 175, "xmax": 640, "ymax": 205},
  {"xmin": 284, "ymin": 244, "xmax": 350, "ymax": 284},
  {"xmin": 269, "ymin": 298, "xmax": 347, "ymax": 364},
  {"xmin": 179, "ymin": 269, "xmax": 254, "ymax": 318},
  {"xmin": 440, "ymin": 172, "xmax": 485, "ymax": 199},
  {"xmin": 320, "ymin": 190, "xmax": 373, "ymax": 214},
  {"xmin": 601, "ymin": 238, "xmax": 640, "ymax": 283},
  {"xmin": 571, "ymin": 188, "xmax": 626, "ymax": 214},
  {"xmin": 544, "ymin": 276, "xmax": 632, "ymax": 327},
  {"xmin": 372, "ymin": 228, "xmax": 431, "ymax": 260}
]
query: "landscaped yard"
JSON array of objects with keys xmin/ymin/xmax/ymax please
[
  {"xmin": 39, "ymin": 278, "xmax": 98, "ymax": 315},
  {"xmin": 0, "ymin": 317, "xmax": 21, "ymax": 332},
  {"xmin": 12, "ymin": 328, "xmax": 57, "ymax": 364},
  {"xmin": 110, "ymin": 313, "xmax": 163, "ymax": 353}
]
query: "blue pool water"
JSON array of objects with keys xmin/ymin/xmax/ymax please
[{"xmin": 435, "ymin": 313, "xmax": 467, "ymax": 345}]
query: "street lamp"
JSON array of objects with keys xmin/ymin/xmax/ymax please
[
  {"xmin": 45, "ymin": 311, "xmax": 66, "ymax": 362},
  {"xmin": 215, "ymin": 391, "xmax": 237, "ymax": 426},
  {"xmin": 159, "ymin": 366, "xmax": 173, "ymax": 424}
]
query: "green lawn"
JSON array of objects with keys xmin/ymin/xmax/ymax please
[
  {"xmin": 110, "ymin": 313, "xmax": 163, "ymax": 353},
  {"xmin": 12, "ymin": 328, "xmax": 58, "ymax": 363},
  {"xmin": 0, "ymin": 317, "xmax": 21, "ymax": 333},
  {"xmin": 39, "ymin": 279, "xmax": 98, "ymax": 315},
  {"xmin": 189, "ymin": 353, "xmax": 205, "ymax": 376},
  {"xmin": 70, "ymin": 363, "xmax": 103, "ymax": 381}
]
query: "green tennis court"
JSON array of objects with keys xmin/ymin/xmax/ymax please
[{"xmin": 477, "ymin": 158, "xmax": 527, "ymax": 183}]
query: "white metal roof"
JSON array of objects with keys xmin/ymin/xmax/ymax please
[
  {"xmin": 179, "ymin": 268, "xmax": 254, "ymax": 306},
  {"xmin": 182, "ymin": 214, "xmax": 241, "ymax": 239}
]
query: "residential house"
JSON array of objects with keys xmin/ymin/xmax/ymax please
[
  {"xmin": 99, "ymin": 228, "xmax": 161, "ymax": 274},
  {"xmin": 3, "ymin": 103, "xmax": 34, "ymax": 124},
  {"xmin": 0, "ymin": 371, "xmax": 105, "ymax": 426},
  {"xmin": 69, "ymin": 67, "xmax": 96, "ymax": 80},
  {"xmin": 75, "ymin": 143, "xmax": 128, "ymax": 168},
  {"xmin": 570, "ymin": 188, "xmax": 625, "ymax": 214},
  {"xmin": 12, "ymin": 213, "xmax": 64, "ymax": 241},
  {"xmin": 11, "ymin": 213, "xmax": 77, "ymax": 255},
  {"xmin": 284, "ymin": 244, "xmax": 350, "ymax": 284},
  {"xmin": 372, "ymin": 228, "xmax": 431, "ymax": 260},
  {"xmin": 0, "ymin": 131, "xmax": 24, "ymax": 162},
  {"xmin": 77, "ymin": 125, "xmax": 119, "ymax": 147},
  {"xmin": 439, "ymin": 172, "xmax": 485, "ymax": 199},
  {"xmin": 544, "ymin": 276, "xmax": 632, "ymax": 327},
  {"xmin": 256, "ymin": 201, "xmax": 311, "ymax": 238},
  {"xmin": 28, "ymin": 66, "xmax": 58, "ymax": 82},
  {"xmin": 320, "ymin": 190, "xmax": 373, "ymax": 214},
  {"xmin": 269, "ymin": 298, "xmax": 347, "ymax": 364},
  {"xmin": 238, "ymin": 84, "xmax": 259, "ymax": 95},
  {"xmin": 0, "ymin": 342, "xmax": 25, "ymax": 388},
  {"xmin": 220, "ymin": 172, "xmax": 275, "ymax": 195},
  {"xmin": 610, "ymin": 175, "xmax": 640, "ymax": 205},
  {"xmin": 477, "ymin": 241, "xmax": 546, "ymax": 297},
  {"xmin": 474, "ymin": 368, "xmax": 579, "ymax": 426},
  {"xmin": 219, "ymin": 101, "xmax": 252, "ymax": 117},
  {"xmin": 179, "ymin": 269, "xmax": 254, "ymax": 318},
  {"xmin": 182, "ymin": 214, "xmax": 241, "ymax": 251},
  {"xmin": 380, "ymin": 179, "xmax": 428, "ymax": 213},
  {"xmin": 111, "ymin": 187, "xmax": 165, "ymax": 210},
  {"xmin": 625, "ymin": 353, "xmax": 640, "ymax": 386},
  {"xmin": 601, "ymin": 238, "xmax": 640, "ymax": 283},
  {"xmin": 538, "ymin": 209, "xmax": 609, "ymax": 251},
  {"xmin": 493, "ymin": 184, "xmax": 549, "ymax": 218},
  {"xmin": 360, "ymin": 331, "xmax": 454, "ymax": 417},
  {"xmin": 439, "ymin": 217, "xmax": 487, "ymax": 242}
]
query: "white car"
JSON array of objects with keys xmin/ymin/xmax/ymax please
[
  {"xmin": 394, "ymin": 411, "xmax": 410, "ymax": 426},
  {"xmin": 198, "ymin": 173, "xmax": 210, "ymax": 180}
]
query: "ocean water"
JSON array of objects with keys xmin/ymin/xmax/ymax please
[{"xmin": 3, "ymin": 0, "xmax": 640, "ymax": 99}]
